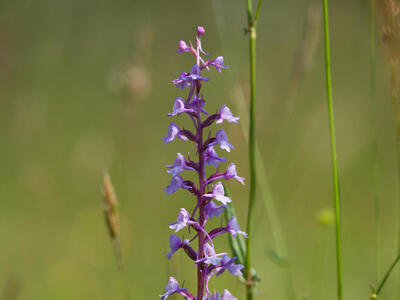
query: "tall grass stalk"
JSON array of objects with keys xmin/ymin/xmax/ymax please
[
  {"xmin": 369, "ymin": 0, "xmax": 381, "ymax": 283},
  {"xmin": 379, "ymin": 1, "xmax": 400, "ymax": 296},
  {"xmin": 372, "ymin": 254, "xmax": 400, "ymax": 299},
  {"xmin": 322, "ymin": 0, "xmax": 343, "ymax": 299},
  {"xmin": 244, "ymin": 0, "xmax": 263, "ymax": 299},
  {"xmin": 211, "ymin": 1, "xmax": 307, "ymax": 298},
  {"xmin": 102, "ymin": 173, "xmax": 131, "ymax": 300}
]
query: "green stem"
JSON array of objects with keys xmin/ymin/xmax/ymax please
[
  {"xmin": 322, "ymin": 1, "xmax": 342, "ymax": 299},
  {"xmin": 374, "ymin": 254, "xmax": 400, "ymax": 297},
  {"xmin": 245, "ymin": 0, "xmax": 261, "ymax": 299},
  {"xmin": 211, "ymin": 2, "xmax": 297, "ymax": 298},
  {"xmin": 369, "ymin": 0, "xmax": 380, "ymax": 283},
  {"xmin": 253, "ymin": 0, "xmax": 263, "ymax": 24}
]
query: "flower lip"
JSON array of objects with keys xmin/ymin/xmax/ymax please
[
  {"xmin": 166, "ymin": 153, "xmax": 194, "ymax": 176},
  {"xmin": 169, "ymin": 208, "xmax": 190, "ymax": 232},
  {"xmin": 227, "ymin": 216, "xmax": 248, "ymax": 238},
  {"xmin": 224, "ymin": 163, "xmax": 245, "ymax": 185},
  {"xmin": 204, "ymin": 146, "xmax": 226, "ymax": 167},
  {"xmin": 168, "ymin": 98, "xmax": 186, "ymax": 116},
  {"xmin": 204, "ymin": 182, "xmax": 231, "ymax": 205},
  {"xmin": 216, "ymin": 105, "xmax": 239, "ymax": 124},
  {"xmin": 160, "ymin": 277, "xmax": 192, "ymax": 300},
  {"xmin": 196, "ymin": 243, "xmax": 227, "ymax": 266},
  {"xmin": 205, "ymin": 201, "xmax": 226, "ymax": 219},
  {"xmin": 209, "ymin": 56, "xmax": 228, "ymax": 73},
  {"xmin": 213, "ymin": 129, "xmax": 234, "ymax": 152},
  {"xmin": 164, "ymin": 175, "xmax": 190, "ymax": 195},
  {"xmin": 216, "ymin": 255, "xmax": 244, "ymax": 277},
  {"xmin": 166, "ymin": 234, "xmax": 183, "ymax": 259}
]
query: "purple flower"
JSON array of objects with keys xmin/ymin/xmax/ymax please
[
  {"xmin": 197, "ymin": 26, "xmax": 205, "ymax": 36},
  {"xmin": 172, "ymin": 72, "xmax": 191, "ymax": 89},
  {"xmin": 168, "ymin": 98, "xmax": 191, "ymax": 116},
  {"xmin": 202, "ymin": 290, "xmax": 236, "ymax": 300},
  {"xmin": 160, "ymin": 277, "xmax": 180, "ymax": 299},
  {"xmin": 209, "ymin": 56, "xmax": 228, "ymax": 73},
  {"xmin": 204, "ymin": 294, "xmax": 220, "ymax": 300},
  {"xmin": 215, "ymin": 129, "xmax": 234, "ymax": 152},
  {"xmin": 196, "ymin": 243, "xmax": 226, "ymax": 266},
  {"xmin": 221, "ymin": 290, "xmax": 236, "ymax": 300},
  {"xmin": 173, "ymin": 65, "xmax": 210, "ymax": 101},
  {"xmin": 226, "ymin": 216, "xmax": 248, "ymax": 238},
  {"xmin": 177, "ymin": 40, "xmax": 193, "ymax": 53},
  {"xmin": 216, "ymin": 105, "xmax": 239, "ymax": 124},
  {"xmin": 188, "ymin": 95, "xmax": 208, "ymax": 115},
  {"xmin": 162, "ymin": 123, "xmax": 189, "ymax": 144},
  {"xmin": 173, "ymin": 65, "xmax": 210, "ymax": 91},
  {"xmin": 205, "ymin": 201, "xmax": 226, "ymax": 219},
  {"xmin": 224, "ymin": 163, "xmax": 245, "ymax": 185},
  {"xmin": 186, "ymin": 64, "xmax": 210, "ymax": 82},
  {"xmin": 169, "ymin": 208, "xmax": 190, "ymax": 232},
  {"xmin": 204, "ymin": 182, "xmax": 231, "ymax": 205},
  {"xmin": 166, "ymin": 153, "xmax": 194, "ymax": 176},
  {"xmin": 216, "ymin": 255, "xmax": 244, "ymax": 277},
  {"xmin": 164, "ymin": 175, "xmax": 190, "ymax": 195},
  {"xmin": 167, "ymin": 234, "xmax": 183, "ymax": 259},
  {"xmin": 160, "ymin": 277, "xmax": 192, "ymax": 300},
  {"xmin": 204, "ymin": 146, "xmax": 226, "ymax": 167}
]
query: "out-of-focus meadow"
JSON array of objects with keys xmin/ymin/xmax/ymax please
[{"xmin": 1, "ymin": 0, "xmax": 399, "ymax": 299}]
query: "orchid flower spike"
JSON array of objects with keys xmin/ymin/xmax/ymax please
[{"xmin": 161, "ymin": 26, "xmax": 243, "ymax": 300}]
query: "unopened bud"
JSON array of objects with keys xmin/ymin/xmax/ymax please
[
  {"xmin": 317, "ymin": 208, "xmax": 334, "ymax": 228},
  {"xmin": 197, "ymin": 26, "xmax": 205, "ymax": 36}
]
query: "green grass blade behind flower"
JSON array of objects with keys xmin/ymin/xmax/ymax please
[
  {"xmin": 371, "ymin": 254, "xmax": 400, "ymax": 299},
  {"xmin": 369, "ymin": 0, "xmax": 381, "ymax": 284},
  {"xmin": 321, "ymin": 0, "xmax": 343, "ymax": 299},
  {"xmin": 224, "ymin": 187, "xmax": 247, "ymax": 266},
  {"xmin": 244, "ymin": 0, "xmax": 260, "ymax": 299}
]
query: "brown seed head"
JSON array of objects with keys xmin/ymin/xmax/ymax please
[{"xmin": 102, "ymin": 173, "xmax": 120, "ymax": 238}]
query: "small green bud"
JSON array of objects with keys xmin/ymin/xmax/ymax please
[{"xmin": 317, "ymin": 208, "xmax": 334, "ymax": 228}]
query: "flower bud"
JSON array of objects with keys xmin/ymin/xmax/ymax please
[{"xmin": 197, "ymin": 26, "xmax": 205, "ymax": 36}]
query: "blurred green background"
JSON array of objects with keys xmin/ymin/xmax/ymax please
[{"xmin": 1, "ymin": 0, "xmax": 399, "ymax": 299}]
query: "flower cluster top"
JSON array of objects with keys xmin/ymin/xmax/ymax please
[{"xmin": 160, "ymin": 26, "xmax": 246, "ymax": 300}]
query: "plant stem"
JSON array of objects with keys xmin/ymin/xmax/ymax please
[
  {"xmin": 374, "ymin": 254, "xmax": 400, "ymax": 297},
  {"xmin": 244, "ymin": 0, "xmax": 261, "ymax": 299},
  {"xmin": 196, "ymin": 83, "xmax": 206, "ymax": 300},
  {"xmin": 322, "ymin": 1, "xmax": 342, "ymax": 299},
  {"xmin": 211, "ymin": 2, "xmax": 296, "ymax": 298}
]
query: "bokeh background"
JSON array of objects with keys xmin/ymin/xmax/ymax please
[{"xmin": 1, "ymin": 0, "xmax": 399, "ymax": 299}]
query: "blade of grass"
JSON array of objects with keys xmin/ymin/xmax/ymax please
[
  {"xmin": 321, "ymin": 1, "xmax": 343, "ymax": 299},
  {"xmin": 244, "ymin": 0, "xmax": 262, "ymax": 299},
  {"xmin": 224, "ymin": 186, "xmax": 247, "ymax": 266},
  {"xmin": 378, "ymin": 2, "xmax": 400, "ymax": 296},
  {"xmin": 369, "ymin": 0, "xmax": 381, "ymax": 284},
  {"xmin": 371, "ymin": 254, "xmax": 400, "ymax": 299}
]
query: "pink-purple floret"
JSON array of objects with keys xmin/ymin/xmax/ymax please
[{"xmin": 160, "ymin": 26, "xmax": 244, "ymax": 300}]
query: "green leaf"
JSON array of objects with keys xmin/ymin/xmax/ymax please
[{"xmin": 223, "ymin": 186, "xmax": 246, "ymax": 266}]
